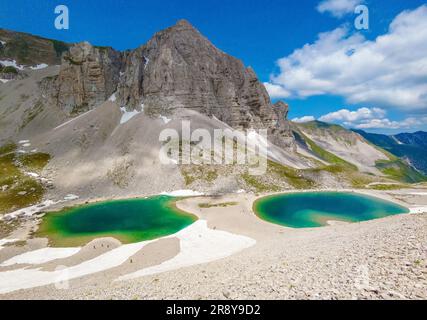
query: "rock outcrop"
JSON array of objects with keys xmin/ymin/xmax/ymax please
[{"xmin": 56, "ymin": 42, "xmax": 122, "ymax": 114}]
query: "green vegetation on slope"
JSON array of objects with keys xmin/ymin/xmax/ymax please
[
  {"xmin": 375, "ymin": 159, "xmax": 427, "ymax": 183},
  {"xmin": 268, "ymin": 160, "xmax": 317, "ymax": 189},
  {"xmin": 0, "ymin": 143, "xmax": 50, "ymax": 215},
  {"xmin": 297, "ymin": 130, "xmax": 358, "ymax": 170},
  {"xmin": 180, "ymin": 166, "xmax": 218, "ymax": 186},
  {"xmin": 0, "ymin": 65, "xmax": 18, "ymax": 74},
  {"xmin": 241, "ymin": 172, "xmax": 280, "ymax": 193}
]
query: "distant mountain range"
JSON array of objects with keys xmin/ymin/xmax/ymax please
[{"xmin": 354, "ymin": 130, "xmax": 427, "ymax": 175}]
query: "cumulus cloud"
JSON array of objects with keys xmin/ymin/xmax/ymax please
[
  {"xmin": 317, "ymin": 0, "xmax": 364, "ymax": 18},
  {"xmin": 319, "ymin": 107, "xmax": 386, "ymax": 123},
  {"xmin": 265, "ymin": 5, "xmax": 427, "ymax": 111},
  {"xmin": 292, "ymin": 107, "xmax": 427, "ymax": 129},
  {"xmin": 291, "ymin": 116, "xmax": 316, "ymax": 123},
  {"xmin": 352, "ymin": 117, "xmax": 427, "ymax": 129},
  {"xmin": 263, "ymin": 82, "xmax": 291, "ymax": 99}
]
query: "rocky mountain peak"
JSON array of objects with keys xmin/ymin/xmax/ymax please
[{"xmin": 6, "ymin": 20, "xmax": 295, "ymax": 149}]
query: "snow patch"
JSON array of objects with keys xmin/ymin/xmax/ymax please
[
  {"xmin": 108, "ymin": 93, "xmax": 116, "ymax": 102},
  {"xmin": 1, "ymin": 247, "xmax": 81, "ymax": 266},
  {"xmin": 0, "ymin": 59, "xmax": 24, "ymax": 70},
  {"xmin": 0, "ymin": 79, "xmax": 10, "ymax": 84},
  {"xmin": 144, "ymin": 56, "xmax": 150, "ymax": 69},
  {"xmin": 19, "ymin": 140, "xmax": 30, "ymax": 144},
  {"xmin": 1, "ymin": 200, "xmax": 57, "ymax": 221},
  {"xmin": 120, "ymin": 107, "xmax": 141, "ymax": 124},
  {"xmin": 24, "ymin": 172, "xmax": 39, "ymax": 178},
  {"xmin": 160, "ymin": 190, "xmax": 204, "ymax": 197},
  {"xmin": 30, "ymin": 63, "xmax": 48, "ymax": 70},
  {"xmin": 0, "ymin": 221, "xmax": 256, "ymax": 293},
  {"xmin": 159, "ymin": 115, "xmax": 171, "ymax": 124},
  {"xmin": 0, "ymin": 239, "xmax": 18, "ymax": 251},
  {"xmin": 64, "ymin": 194, "xmax": 79, "ymax": 201},
  {"xmin": 0, "ymin": 240, "xmax": 153, "ymax": 294},
  {"xmin": 117, "ymin": 220, "xmax": 256, "ymax": 280},
  {"xmin": 410, "ymin": 206, "xmax": 427, "ymax": 214}
]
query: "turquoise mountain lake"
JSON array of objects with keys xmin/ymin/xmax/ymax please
[
  {"xmin": 254, "ymin": 192, "xmax": 409, "ymax": 228},
  {"xmin": 38, "ymin": 196, "xmax": 197, "ymax": 246}
]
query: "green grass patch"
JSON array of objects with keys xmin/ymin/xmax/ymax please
[
  {"xmin": 298, "ymin": 131, "xmax": 358, "ymax": 170},
  {"xmin": 268, "ymin": 160, "xmax": 317, "ymax": 189},
  {"xmin": 180, "ymin": 166, "xmax": 218, "ymax": 186},
  {"xmin": 0, "ymin": 143, "xmax": 50, "ymax": 215},
  {"xmin": 1, "ymin": 66, "xmax": 18, "ymax": 74},
  {"xmin": 241, "ymin": 172, "xmax": 279, "ymax": 193},
  {"xmin": 370, "ymin": 184, "xmax": 409, "ymax": 191},
  {"xmin": 18, "ymin": 152, "xmax": 51, "ymax": 172},
  {"xmin": 375, "ymin": 159, "xmax": 427, "ymax": 183}
]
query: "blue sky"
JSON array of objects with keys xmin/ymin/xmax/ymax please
[{"xmin": 1, "ymin": 0, "xmax": 426, "ymax": 133}]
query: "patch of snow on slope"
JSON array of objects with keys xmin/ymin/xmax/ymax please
[
  {"xmin": 24, "ymin": 172, "xmax": 39, "ymax": 178},
  {"xmin": 0, "ymin": 240, "xmax": 153, "ymax": 294},
  {"xmin": 30, "ymin": 64, "xmax": 48, "ymax": 70},
  {"xmin": 410, "ymin": 206, "xmax": 427, "ymax": 214},
  {"xmin": 120, "ymin": 107, "xmax": 141, "ymax": 124},
  {"xmin": 1, "ymin": 247, "xmax": 81, "ymax": 266},
  {"xmin": 159, "ymin": 115, "xmax": 171, "ymax": 124},
  {"xmin": 144, "ymin": 56, "xmax": 150, "ymax": 69},
  {"xmin": 1, "ymin": 200, "xmax": 57, "ymax": 221},
  {"xmin": 117, "ymin": 220, "xmax": 256, "ymax": 280},
  {"xmin": 0, "ymin": 59, "xmax": 24, "ymax": 70},
  {"xmin": 108, "ymin": 93, "xmax": 116, "ymax": 102},
  {"xmin": 64, "ymin": 194, "xmax": 79, "ymax": 201},
  {"xmin": 0, "ymin": 79, "xmax": 10, "ymax": 84},
  {"xmin": 160, "ymin": 190, "xmax": 204, "ymax": 197},
  {"xmin": 0, "ymin": 239, "xmax": 18, "ymax": 251}
]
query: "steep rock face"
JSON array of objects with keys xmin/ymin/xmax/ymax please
[
  {"xmin": 116, "ymin": 20, "xmax": 294, "ymax": 147},
  {"xmin": 270, "ymin": 101, "xmax": 295, "ymax": 150},
  {"xmin": 56, "ymin": 42, "xmax": 122, "ymax": 114},
  {"xmin": 2, "ymin": 21, "xmax": 295, "ymax": 149}
]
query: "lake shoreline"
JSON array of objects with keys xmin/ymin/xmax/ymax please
[{"xmin": 0, "ymin": 187, "xmax": 426, "ymax": 299}]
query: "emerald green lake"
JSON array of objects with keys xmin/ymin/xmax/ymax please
[
  {"xmin": 254, "ymin": 192, "xmax": 409, "ymax": 228},
  {"xmin": 38, "ymin": 196, "xmax": 197, "ymax": 246}
]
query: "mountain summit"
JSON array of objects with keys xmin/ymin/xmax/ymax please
[{"xmin": 56, "ymin": 20, "xmax": 293, "ymax": 147}]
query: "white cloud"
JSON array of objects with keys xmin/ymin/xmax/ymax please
[
  {"xmin": 266, "ymin": 5, "xmax": 427, "ymax": 111},
  {"xmin": 263, "ymin": 82, "xmax": 291, "ymax": 99},
  {"xmin": 317, "ymin": 0, "xmax": 364, "ymax": 18},
  {"xmin": 351, "ymin": 117, "xmax": 426, "ymax": 129},
  {"xmin": 294, "ymin": 107, "xmax": 427, "ymax": 129},
  {"xmin": 292, "ymin": 116, "xmax": 316, "ymax": 123},
  {"xmin": 319, "ymin": 107, "xmax": 386, "ymax": 123}
]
